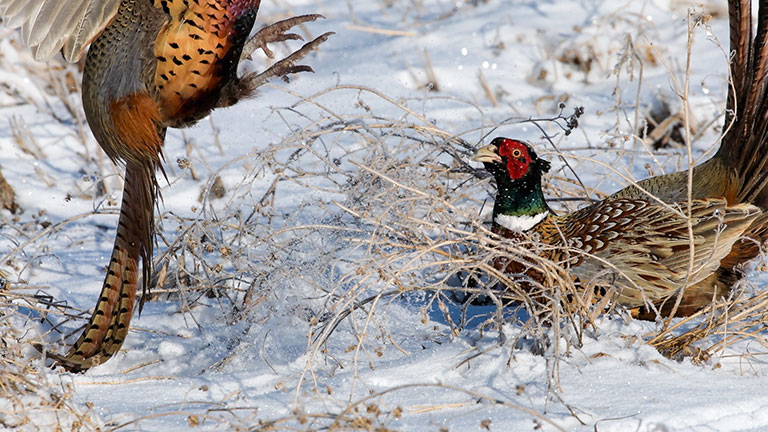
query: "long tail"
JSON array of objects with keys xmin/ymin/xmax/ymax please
[
  {"xmin": 660, "ymin": 0, "xmax": 768, "ymax": 317},
  {"xmin": 54, "ymin": 162, "xmax": 156, "ymax": 372},
  {"xmin": 719, "ymin": 0, "xmax": 768, "ymax": 206},
  {"xmin": 610, "ymin": 0, "xmax": 768, "ymax": 206}
]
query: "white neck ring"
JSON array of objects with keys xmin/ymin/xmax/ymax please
[{"xmin": 495, "ymin": 211, "xmax": 548, "ymax": 232}]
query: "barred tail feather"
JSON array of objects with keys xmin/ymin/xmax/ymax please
[
  {"xmin": 719, "ymin": 0, "xmax": 768, "ymax": 206},
  {"xmin": 54, "ymin": 162, "xmax": 156, "ymax": 372}
]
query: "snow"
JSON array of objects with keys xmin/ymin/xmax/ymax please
[{"xmin": 2, "ymin": 0, "xmax": 768, "ymax": 431}]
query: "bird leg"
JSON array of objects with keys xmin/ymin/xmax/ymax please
[
  {"xmin": 243, "ymin": 31, "xmax": 333, "ymax": 86},
  {"xmin": 217, "ymin": 15, "xmax": 333, "ymax": 108},
  {"xmin": 240, "ymin": 14, "xmax": 326, "ymax": 61}
]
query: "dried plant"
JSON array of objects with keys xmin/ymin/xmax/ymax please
[
  {"xmin": 2, "ymin": 4, "xmax": 768, "ymax": 430},
  {"xmin": 0, "ymin": 288, "xmax": 101, "ymax": 430}
]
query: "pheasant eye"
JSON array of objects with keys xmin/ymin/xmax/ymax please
[{"xmin": 511, "ymin": 149, "xmax": 523, "ymax": 158}]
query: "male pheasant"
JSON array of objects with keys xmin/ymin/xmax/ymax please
[
  {"xmin": 473, "ymin": 0, "xmax": 768, "ymax": 319},
  {"xmin": 473, "ymin": 139, "xmax": 763, "ymax": 318},
  {"xmin": 0, "ymin": 0, "xmax": 331, "ymax": 371}
]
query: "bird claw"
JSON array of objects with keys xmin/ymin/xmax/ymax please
[
  {"xmin": 246, "ymin": 31, "xmax": 332, "ymax": 86},
  {"xmin": 240, "ymin": 14, "xmax": 326, "ymax": 62},
  {"xmin": 217, "ymin": 12, "xmax": 332, "ymax": 109},
  {"xmin": 218, "ymin": 30, "xmax": 332, "ymax": 108}
]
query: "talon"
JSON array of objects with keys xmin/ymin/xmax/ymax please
[
  {"xmin": 3, "ymin": 0, "xmax": 329, "ymax": 374},
  {"xmin": 240, "ymin": 14, "xmax": 328, "ymax": 63},
  {"xmin": 232, "ymin": 31, "xmax": 332, "ymax": 100}
]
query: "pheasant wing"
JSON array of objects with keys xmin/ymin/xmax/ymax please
[
  {"xmin": 0, "ymin": 0, "xmax": 120, "ymax": 61},
  {"xmin": 556, "ymin": 199, "xmax": 760, "ymax": 306}
]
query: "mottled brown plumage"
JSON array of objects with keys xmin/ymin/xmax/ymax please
[
  {"xmin": 1, "ymin": 0, "xmax": 331, "ymax": 371},
  {"xmin": 473, "ymin": 0, "xmax": 768, "ymax": 319},
  {"xmin": 611, "ymin": 0, "xmax": 768, "ymax": 210},
  {"xmin": 474, "ymin": 140, "xmax": 762, "ymax": 318},
  {"xmin": 606, "ymin": 0, "xmax": 768, "ymax": 316}
]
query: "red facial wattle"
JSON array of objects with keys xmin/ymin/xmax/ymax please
[{"xmin": 497, "ymin": 139, "xmax": 531, "ymax": 180}]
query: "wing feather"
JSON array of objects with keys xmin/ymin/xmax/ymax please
[{"xmin": 0, "ymin": 0, "xmax": 121, "ymax": 61}]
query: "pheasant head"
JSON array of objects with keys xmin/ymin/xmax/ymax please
[{"xmin": 473, "ymin": 138, "xmax": 552, "ymax": 232}]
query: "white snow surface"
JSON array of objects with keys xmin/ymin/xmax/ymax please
[{"xmin": 2, "ymin": 0, "xmax": 768, "ymax": 431}]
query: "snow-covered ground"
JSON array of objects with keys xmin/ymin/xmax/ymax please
[{"xmin": 2, "ymin": 0, "xmax": 768, "ymax": 430}]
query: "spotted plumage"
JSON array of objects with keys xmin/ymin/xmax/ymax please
[
  {"xmin": 153, "ymin": 0, "xmax": 260, "ymax": 124},
  {"xmin": 471, "ymin": 0, "xmax": 768, "ymax": 319},
  {"xmin": 0, "ymin": 0, "xmax": 330, "ymax": 371},
  {"xmin": 474, "ymin": 138, "xmax": 763, "ymax": 318}
]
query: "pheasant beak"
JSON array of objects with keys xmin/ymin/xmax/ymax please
[{"xmin": 472, "ymin": 145, "xmax": 502, "ymax": 164}]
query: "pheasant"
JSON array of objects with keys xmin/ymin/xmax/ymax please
[
  {"xmin": 473, "ymin": 138, "xmax": 764, "ymax": 317},
  {"xmin": 0, "ymin": 0, "xmax": 331, "ymax": 371},
  {"xmin": 472, "ymin": 0, "xmax": 768, "ymax": 319}
]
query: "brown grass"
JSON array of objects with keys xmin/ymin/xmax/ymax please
[
  {"xmin": 0, "ymin": 287, "xmax": 101, "ymax": 430},
  {"xmin": 1, "ymin": 3, "xmax": 767, "ymax": 430}
]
